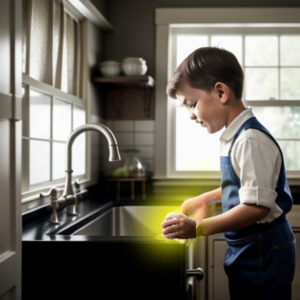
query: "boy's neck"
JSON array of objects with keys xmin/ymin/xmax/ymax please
[{"xmin": 226, "ymin": 99, "xmax": 246, "ymax": 128}]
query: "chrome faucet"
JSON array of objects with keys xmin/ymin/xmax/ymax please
[{"xmin": 43, "ymin": 123, "xmax": 121, "ymax": 224}]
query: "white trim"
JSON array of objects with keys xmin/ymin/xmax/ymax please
[
  {"xmin": 154, "ymin": 24, "xmax": 169, "ymax": 178},
  {"xmin": 67, "ymin": 0, "xmax": 113, "ymax": 31},
  {"xmin": 22, "ymin": 74, "xmax": 84, "ymax": 107},
  {"xmin": 156, "ymin": 8, "xmax": 300, "ymax": 25}
]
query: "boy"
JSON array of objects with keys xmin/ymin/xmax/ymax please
[{"xmin": 161, "ymin": 47, "xmax": 296, "ymax": 300}]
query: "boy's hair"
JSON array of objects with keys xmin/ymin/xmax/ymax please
[{"xmin": 166, "ymin": 46, "xmax": 244, "ymax": 100}]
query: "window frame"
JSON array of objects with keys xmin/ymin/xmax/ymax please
[
  {"xmin": 21, "ymin": 1, "xmax": 88, "ymax": 202},
  {"xmin": 154, "ymin": 8, "xmax": 300, "ymax": 186}
]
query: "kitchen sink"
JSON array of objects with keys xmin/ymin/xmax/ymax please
[
  {"xmin": 23, "ymin": 204, "xmax": 201, "ymax": 300},
  {"xmin": 71, "ymin": 205, "xmax": 180, "ymax": 237}
]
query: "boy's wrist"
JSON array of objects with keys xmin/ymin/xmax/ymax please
[{"xmin": 196, "ymin": 221, "xmax": 204, "ymax": 236}]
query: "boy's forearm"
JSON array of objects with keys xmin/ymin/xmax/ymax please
[
  {"xmin": 203, "ymin": 187, "xmax": 222, "ymax": 205},
  {"xmin": 196, "ymin": 203, "xmax": 270, "ymax": 236},
  {"xmin": 181, "ymin": 187, "xmax": 222, "ymax": 211}
]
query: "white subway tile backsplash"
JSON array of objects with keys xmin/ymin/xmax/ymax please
[
  {"xmin": 91, "ymin": 158, "xmax": 101, "ymax": 174},
  {"xmin": 91, "ymin": 114, "xmax": 101, "ymax": 123},
  {"xmin": 134, "ymin": 146, "xmax": 154, "ymax": 159},
  {"xmin": 105, "ymin": 120, "xmax": 113, "ymax": 130},
  {"xmin": 103, "ymin": 159, "xmax": 124, "ymax": 173},
  {"xmin": 142, "ymin": 159, "xmax": 154, "ymax": 173},
  {"xmin": 91, "ymin": 132, "xmax": 101, "ymax": 145},
  {"xmin": 134, "ymin": 121, "xmax": 154, "ymax": 132},
  {"xmin": 113, "ymin": 121, "xmax": 134, "ymax": 132},
  {"xmin": 101, "ymin": 119, "xmax": 156, "ymax": 175},
  {"xmin": 134, "ymin": 133, "xmax": 154, "ymax": 145},
  {"xmin": 92, "ymin": 144, "xmax": 101, "ymax": 159},
  {"xmin": 114, "ymin": 132, "xmax": 134, "ymax": 146}
]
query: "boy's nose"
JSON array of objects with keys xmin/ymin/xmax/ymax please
[{"xmin": 190, "ymin": 112, "xmax": 197, "ymax": 120}]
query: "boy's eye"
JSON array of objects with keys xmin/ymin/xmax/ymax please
[{"xmin": 187, "ymin": 103, "xmax": 197, "ymax": 110}]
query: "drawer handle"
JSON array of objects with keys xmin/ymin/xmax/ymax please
[{"xmin": 186, "ymin": 268, "xmax": 204, "ymax": 281}]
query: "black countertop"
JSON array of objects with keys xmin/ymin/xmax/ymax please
[{"xmin": 22, "ymin": 188, "xmax": 185, "ymax": 245}]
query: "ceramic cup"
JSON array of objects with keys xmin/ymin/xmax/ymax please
[{"xmin": 122, "ymin": 57, "xmax": 147, "ymax": 76}]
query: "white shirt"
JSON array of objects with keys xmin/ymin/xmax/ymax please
[{"xmin": 219, "ymin": 108, "xmax": 283, "ymax": 223}]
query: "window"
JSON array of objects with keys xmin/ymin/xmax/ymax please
[
  {"xmin": 169, "ymin": 26, "xmax": 300, "ymax": 178},
  {"xmin": 154, "ymin": 8, "xmax": 300, "ymax": 184},
  {"xmin": 22, "ymin": 0, "xmax": 86, "ymax": 198}
]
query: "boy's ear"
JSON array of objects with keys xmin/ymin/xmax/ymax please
[{"xmin": 215, "ymin": 82, "xmax": 229, "ymax": 104}]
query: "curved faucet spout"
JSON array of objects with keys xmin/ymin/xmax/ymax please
[
  {"xmin": 66, "ymin": 123, "xmax": 120, "ymax": 171},
  {"xmin": 61, "ymin": 123, "xmax": 121, "ymax": 209}
]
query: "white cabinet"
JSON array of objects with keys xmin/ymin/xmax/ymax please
[
  {"xmin": 293, "ymin": 231, "xmax": 300, "ymax": 300},
  {"xmin": 208, "ymin": 234, "xmax": 230, "ymax": 300},
  {"xmin": 187, "ymin": 236, "xmax": 208, "ymax": 300},
  {"xmin": 207, "ymin": 206, "xmax": 300, "ymax": 300}
]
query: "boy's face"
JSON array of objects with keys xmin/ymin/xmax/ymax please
[{"xmin": 175, "ymin": 81, "xmax": 229, "ymax": 134}]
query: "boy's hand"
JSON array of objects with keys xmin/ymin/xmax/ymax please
[{"xmin": 161, "ymin": 213, "xmax": 196, "ymax": 239}]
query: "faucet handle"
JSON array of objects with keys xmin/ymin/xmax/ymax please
[
  {"xmin": 40, "ymin": 186, "xmax": 63, "ymax": 198},
  {"xmin": 48, "ymin": 187, "xmax": 59, "ymax": 224},
  {"xmin": 73, "ymin": 180, "xmax": 80, "ymax": 194}
]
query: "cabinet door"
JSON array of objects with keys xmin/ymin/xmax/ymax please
[
  {"xmin": 208, "ymin": 234, "xmax": 230, "ymax": 300},
  {"xmin": 293, "ymin": 231, "xmax": 300, "ymax": 300},
  {"xmin": 186, "ymin": 236, "xmax": 207, "ymax": 300},
  {"xmin": 209, "ymin": 231, "xmax": 300, "ymax": 300}
]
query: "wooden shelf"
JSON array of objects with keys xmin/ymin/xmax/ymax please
[
  {"xmin": 93, "ymin": 75, "xmax": 155, "ymax": 88},
  {"xmin": 93, "ymin": 75, "xmax": 155, "ymax": 118}
]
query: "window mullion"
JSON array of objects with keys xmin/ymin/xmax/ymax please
[
  {"xmin": 242, "ymin": 34, "xmax": 246, "ymax": 102},
  {"xmin": 278, "ymin": 34, "xmax": 281, "ymax": 100},
  {"xmin": 50, "ymin": 96, "xmax": 53, "ymax": 181},
  {"xmin": 22, "ymin": 85, "xmax": 30, "ymax": 193}
]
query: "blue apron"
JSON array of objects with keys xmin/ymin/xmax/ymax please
[{"xmin": 220, "ymin": 117, "xmax": 296, "ymax": 300}]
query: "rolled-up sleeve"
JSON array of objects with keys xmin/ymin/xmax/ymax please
[{"xmin": 232, "ymin": 130, "xmax": 283, "ymax": 222}]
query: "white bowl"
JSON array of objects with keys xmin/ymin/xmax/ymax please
[
  {"xmin": 122, "ymin": 57, "xmax": 147, "ymax": 76},
  {"xmin": 99, "ymin": 60, "xmax": 121, "ymax": 77}
]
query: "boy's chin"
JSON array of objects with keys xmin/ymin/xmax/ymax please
[{"xmin": 206, "ymin": 125, "xmax": 223, "ymax": 134}]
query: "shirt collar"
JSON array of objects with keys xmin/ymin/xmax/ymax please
[{"xmin": 220, "ymin": 107, "xmax": 255, "ymax": 142}]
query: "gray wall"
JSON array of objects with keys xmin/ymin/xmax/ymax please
[{"xmin": 104, "ymin": 0, "xmax": 300, "ymax": 78}]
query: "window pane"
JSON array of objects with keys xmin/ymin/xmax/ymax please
[
  {"xmin": 280, "ymin": 36, "xmax": 300, "ymax": 66},
  {"xmin": 30, "ymin": 90, "xmax": 51, "ymax": 139},
  {"xmin": 211, "ymin": 36, "xmax": 243, "ymax": 65},
  {"xmin": 52, "ymin": 142, "xmax": 66, "ymax": 180},
  {"xmin": 53, "ymin": 99, "xmax": 72, "ymax": 141},
  {"xmin": 252, "ymin": 107, "xmax": 300, "ymax": 139},
  {"xmin": 176, "ymin": 107, "xmax": 221, "ymax": 171},
  {"xmin": 280, "ymin": 68, "xmax": 300, "ymax": 100},
  {"xmin": 177, "ymin": 35, "xmax": 208, "ymax": 66},
  {"xmin": 73, "ymin": 106, "xmax": 85, "ymax": 129},
  {"xmin": 245, "ymin": 36, "xmax": 278, "ymax": 66},
  {"xmin": 30, "ymin": 140, "xmax": 50, "ymax": 185},
  {"xmin": 245, "ymin": 68, "xmax": 278, "ymax": 100},
  {"xmin": 278, "ymin": 141, "xmax": 300, "ymax": 171},
  {"xmin": 72, "ymin": 106, "xmax": 86, "ymax": 176},
  {"xmin": 29, "ymin": 0, "xmax": 51, "ymax": 84},
  {"xmin": 72, "ymin": 134, "xmax": 86, "ymax": 176}
]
